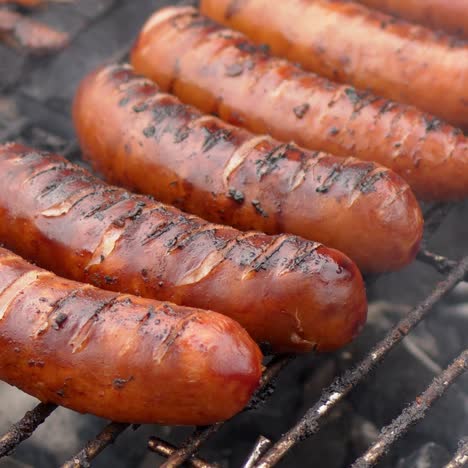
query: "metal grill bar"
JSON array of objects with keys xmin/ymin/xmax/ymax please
[
  {"xmin": 252, "ymin": 256, "xmax": 468, "ymax": 468},
  {"xmin": 242, "ymin": 436, "xmax": 272, "ymax": 468},
  {"xmin": 160, "ymin": 355, "xmax": 293, "ymax": 468},
  {"xmin": 148, "ymin": 437, "xmax": 218, "ymax": 468},
  {"xmin": 445, "ymin": 438, "xmax": 468, "ymax": 468},
  {"xmin": 60, "ymin": 422, "xmax": 130, "ymax": 468},
  {"xmin": 351, "ymin": 350, "xmax": 468, "ymax": 468},
  {"xmin": 417, "ymin": 249, "xmax": 458, "ymax": 275},
  {"xmin": 0, "ymin": 402, "xmax": 56, "ymax": 458}
]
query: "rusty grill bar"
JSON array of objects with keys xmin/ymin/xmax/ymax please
[
  {"xmin": 445, "ymin": 438, "xmax": 468, "ymax": 468},
  {"xmin": 0, "ymin": 1, "xmax": 467, "ymax": 467}
]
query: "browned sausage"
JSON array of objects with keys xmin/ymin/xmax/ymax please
[
  {"xmin": 0, "ymin": 247, "xmax": 262, "ymax": 424},
  {"xmin": 0, "ymin": 8, "xmax": 68, "ymax": 54},
  {"xmin": 131, "ymin": 6, "xmax": 468, "ymax": 202},
  {"xmin": 356, "ymin": 0, "xmax": 468, "ymax": 39},
  {"xmin": 73, "ymin": 64, "xmax": 423, "ymax": 273},
  {"xmin": 0, "ymin": 142, "xmax": 367, "ymax": 353},
  {"xmin": 200, "ymin": 0, "xmax": 468, "ymax": 129}
]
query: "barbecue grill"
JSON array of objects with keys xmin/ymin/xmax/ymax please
[{"xmin": 0, "ymin": 1, "xmax": 467, "ymax": 467}]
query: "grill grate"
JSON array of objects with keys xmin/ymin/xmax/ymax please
[{"xmin": 0, "ymin": 1, "xmax": 467, "ymax": 467}]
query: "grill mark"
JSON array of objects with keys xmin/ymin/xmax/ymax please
[
  {"xmin": 288, "ymin": 151, "xmax": 310, "ymax": 192},
  {"xmin": 284, "ymin": 242, "xmax": 321, "ymax": 273},
  {"xmin": 166, "ymin": 225, "xmax": 219, "ymax": 253},
  {"xmin": 242, "ymin": 235, "xmax": 292, "ymax": 277},
  {"xmin": 83, "ymin": 191, "xmax": 130, "ymax": 218},
  {"xmin": 0, "ymin": 271, "xmax": 52, "ymax": 321},
  {"xmin": 255, "ymin": 143, "xmax": 288, "ymax": 180},
  {"xmin": 41, "ymin": 188, "xmax": 97, "ymax": 218},
  {"xmin": 22, "ymin": 163, "xmax": 70, "ymax": 185},
  {"xmin": 142, "ymin": 220, "xmax": 178, "ymax": 246},
  {"xmin": 34, "ymin": 286, "xmax": 90, "ymax": 337},
  {"xmin": 153, "ymin": 312, "xmax": 198, "ymax": 364},
  {"xmin": 223, "ymin": 135, "xmax": 269, "ymax": 187},
  {"xmin": 68, "ymin": 297, "xmax": 119, "ymax": 354},
  {"xmin": 38, "ymin": 173, "xmax": 94, "ymax": 198},
  {"xmin": 315, "ymin": 161, "xmax": 346, "ymax": 194}
]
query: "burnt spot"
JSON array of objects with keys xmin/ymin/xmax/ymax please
[
  {"xmin": 255, "ymin": 144, "xmax": 287, "ymax": 180},
  {"xmin": 252, "ymin": 200, "xmax": 268, "ymax": 217},
  {"xmin": 329, "ymin": 127, "xmax": 340, "ymax": 136},
  {"xmin": 316, "ymin": 164, "xmax": 343, "ymax": 193},
  {"xmin": 344, "ymin": 88, "xmax": 378, "ymax": 117},
  {"xmin": 235, "ymin": 40, "xmax": 269, "ymax": 55},
  {"xmin": 118, "ymin": 97, "xmax": 130, "ymax": 107},
  {"xmin": 379, "ymin": 101, "xmax": 397, "ymax": 114},
  {"xmin": 174, "ymin": 126, "xmax": 191, "ymax": 143},
  {"xmin": 52, "ymin": 312, "xmax": 68, "ymax": 330},
  {"xmin": 112, "ymin": 201, "xmax": 146, "ymax": 227},
  {"xmin": 228, "ymin": 188, "xmax": 245, "ymax": 204},
  {"xmin": 161, "ymin": 304, "xmax": 177, "ymax": 316},
  {"xmin": 293, "ymin": 103, "xmax": 310, "ymax": 119},
  {"xmin": 104, "ymin": 276, "xmax": 117, "ymax": 285},
  {"xmin": 113, "ymin": 376, "xmax": 133, "ymax": 390},
  {"xmin": 133, "ymin": 103, "xmax": 148, "ymax": 113},
  {"xmin": 202, "ymin": 126, "xmax": 232, "ymax": 152},
  {"xmin": 424, "ymin": 116, "xmax": 443, "ymax": 132},
  {"xmin": 142, "ymin": 221, "xmax": 176, "ymax": 245},
  {"xmin": 359, "ymin": 171, "xmax": 386, "ymax": 194},
  {"xmin": 143, "ymin": 126, "xmax": 156, "ymax": 138},
  {"xmin": 225, "ymin": 62, "xmax": 244, "ymax": 77}
]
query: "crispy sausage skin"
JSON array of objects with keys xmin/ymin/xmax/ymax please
[
  {"xmin": 200, "ymin": 0, "xmax": 468, "ymax": 129},
  {"xmin": 73, "ymin": 64, "xmax": 422, "ymax": 273},
  {"xmin": 0, "ymin": 143, "xmax": 367, "ymax": 353},
  {"xmin": 0, "ymin": 247, "xmax": 262, "ymax": 424},
  {"xmin": 357, "ymin": 0, "xmax": 468, "ymax": 39},
  {"xmin": 131, "ymin": 7, "xmax": 468, "ymax": 202}
]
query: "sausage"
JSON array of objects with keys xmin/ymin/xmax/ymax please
[
  {"xmin": 73, "ymin": 64, "xmax": 423, "ymax": 273},
  {"xmin": 0, "ymin": 247, "xmax": 262, "ymax": 424},
  {"xmin": 200, "ymin": 0, "xmax": 468, "ymax": 129},
  {"xmin": 356, "ymin": 0, "xmax": 468, "ymax": 39},
  {"xmin": 131, "ymin": 6, "xmax": 468, "ymax": 201},
  {"xmin": 0, "ymin": 142, "xmax": 367, "ymax": 353},
  {"xmin": 0, "ymin": 9, "xmax": 68, "ymax": 54}
]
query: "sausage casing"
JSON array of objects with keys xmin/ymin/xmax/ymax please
[
  {"xmin": 0, "ymin": 247, "xmax": 262, "ymax": 425},
  {"xmin": 356, "ymin": 0, "xmax": 468, "ymax": 39},
  {"xmin": 0, "ymin": 142, "xmax": 367, "ymax": 353},
  {"xmin": 131, "ymin": 6, "xmax": 468, "ymax": 202},
  {"xmin": 73, "ymin": 63, "xmax": 423, "ymax": 273},
  {"xmin": 200, "ymin": 0, "xmax": 468, "ymax": 129}
]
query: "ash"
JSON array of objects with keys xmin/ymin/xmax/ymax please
[{"xmin": 0, "ymin": 0, "xmax": 467, "ymax": 467}]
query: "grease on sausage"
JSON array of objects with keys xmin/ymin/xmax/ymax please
[
  {"xmin": 0, "ymin": 247, "xmax": 262, "ymax": 425},
  {"xmin": 74, "ymin": 64, "xmax": 423, "ymax": 273},
  {"xmin": 131, "ymin": 6, "xmax": 468, "ymax": 201},
  {"xmin": 200, "ymin": 0, "xmax": 468, "ymax": 129},
  {"xmin": 0, "ymin": 142, "xmax": 367, "ymax": 353}
]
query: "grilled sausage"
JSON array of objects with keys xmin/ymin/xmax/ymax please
[
  {"xmin": 0, "ymin": 142, "xmax": 367, "ymax": 353},
  {"xmin": 73, "ymin": 64, "xmax": 423, "ymax": 273},
  {"xmin": 200, "ymin": 0, "xmax": 468, "ymax": 129},
  {"xmin": 0, "ymin": 247, "xmax": 262, "ymax": 425},
  {"xmin": 356, "ymin": 0, "xmax": 468, "ymax": 39},
  {"xmin": 131, "ymin": 6, "xmax": 468, "ymax": 201}
]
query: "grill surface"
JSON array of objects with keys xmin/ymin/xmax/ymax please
[{"xmin": 0, "ymin": 1, "xmax": 467, "ymax": 467}]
